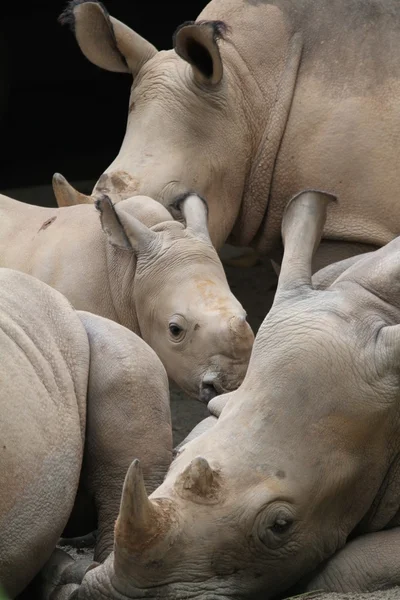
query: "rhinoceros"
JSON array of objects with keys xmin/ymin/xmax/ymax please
[
  {"xmin": 0, "ymin": 192, "xmax": 253, "ymax": 402},
  {"xmin": 44, "ymin": 189, "xmax": 400, "ymax": 599},
  {"xmin": 0, "ymin": 267, "xmax": 173, "ymax": 598},
  {"xmin": 55, "ymin": 0, "xmax": 400, "ymax": 270}
]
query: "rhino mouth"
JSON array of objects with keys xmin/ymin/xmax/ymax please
[{"xmin": 199, "ymin": 382, "xmax": 220, "ymax": 404}]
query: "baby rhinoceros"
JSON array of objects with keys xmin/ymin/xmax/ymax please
[
  {"xmin": 61, "ymin": 189, "xmax": 400, "ymax": 600},
  {"xmin": 0, "ymin": 267, "xmax": 173, "ymax": 599},
  {"xmin": 0, "ymin": 192, "xmax": 253, "ymax": 401}
]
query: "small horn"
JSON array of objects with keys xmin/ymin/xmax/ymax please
[
  {"xmin": 172, "ymin": 193, "xmax": 210, "ymax": 241},
  {"xmin": 52, "ymin": 173, "xmax": 93, "ymax": 207},
  {"xmin": 277, "ymin": 190, "xmax": 337, "ymax": 293},
  {"xmin": 179, "ymin": 456, "xmax": 218, "ymax": 499}
]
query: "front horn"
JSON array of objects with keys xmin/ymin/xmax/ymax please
[
  {"xmin": 52, "ymin": 173, "xmax": 94, "ymax": 207},
  {"xmin": 114, "ymin": 459, "xmax": 177, "ymax": 563},
  {"xmin": 277, "ymin": 190, "xmax": 337, "ymax": 294}
]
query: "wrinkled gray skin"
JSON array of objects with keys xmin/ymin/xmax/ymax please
[
  {"xmin": 0, "ymin": 268, "xmax": 172, "ymax": 598},
  {"xmin": 0, "ymin": 192, "xmax": 253, "ymax": 402},
  {"xmin": 52, "ymin": 190, "xmax": 400, "ymax": 599},
  {"xmin": 57, "ymin": 0, "xmax": 398, "ymax": 271}
]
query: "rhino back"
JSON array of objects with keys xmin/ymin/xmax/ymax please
[
  {"xmin": 0, "ymin": 194, "xmax": 118, "ymax": 320},
  {"xmin": 201, "ymin": 0, "xmax": 400, "ymax": 97},
  {"xmin": 0, "ymin": 269, "xmax": 89, "ymax": 597}
]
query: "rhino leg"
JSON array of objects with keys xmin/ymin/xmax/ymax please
[
  {"xmin": 301, "ymin": 528, "xmax": 400, "ymax": 594},
  {"xmin": 76, "ymin": 311, "xmax": 173, "ymax": 563}
]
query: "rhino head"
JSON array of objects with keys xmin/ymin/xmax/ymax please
[
  {"xmin": 97, "ymin": 192, "xmax": 253, "ymax": 402},
  {"xmin": 58, "ymin": 0, "xmax": 255, "ymax": 248},
  {"xmin": 75, "ymin": 189, "xmax": 400, "ymax": 598}
]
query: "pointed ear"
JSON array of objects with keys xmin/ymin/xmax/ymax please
[
  {"xmin": 95, "ymin": 196, "xmax": 157, "ymax": 253},
  {"xmin": 173, "ymin": 20, "xmax": 227, "ymax": 86},
  {"xmin": 277, "ymin": 190, "xmax": 337, "ymax": 294},
  {"xmin": 59, "ymin": 0, "xmax": 157, "ymax": 76},
  {"xmin": 52, "ymin": 173, "xmax": 93, "ymax": 207}
]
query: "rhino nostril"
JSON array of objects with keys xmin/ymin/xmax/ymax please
[{"xmin": 199, "ymin": 382, "xmax": 219, "ymax": 404}]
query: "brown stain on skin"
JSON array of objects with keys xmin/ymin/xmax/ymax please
[
  {"xmin": 38, "ymin": 216, "xmax": 57, "ymax": 233},
  {"xmin": 196, "ymin": 279, "xmax": 232, "ymax": 315},
  {"xmin": 96, "ymin": 171, "xmax": 141, "ymax": 195}
]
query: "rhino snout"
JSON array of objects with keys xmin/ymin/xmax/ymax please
[{"xmin": 199, "ymin": 377, "xmax": 221, "ymax": 404}]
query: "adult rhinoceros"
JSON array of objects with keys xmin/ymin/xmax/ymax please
[
  {"xmin": 56, "ymin": 0, "xmax": 400, "ymax": 268},
  {"xmin": 42, "ymin": 190, "xmax": 400, "ymax": 599}
]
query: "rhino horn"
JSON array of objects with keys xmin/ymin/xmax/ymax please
[
  {"xmin": 114, "ymin": 459, "xmax": 174, "ymax": 559},
  {"xmin": 178, "ymin": 456, "xmax": 219, "ymax": 500},
  {"xmin": 278, "ymin": 190, "xmax": 337, "ymax": 293},
  {"xmin": 52, "ymin": 173, "xmax": 93, "ymax": 207},
  {"xmin": 172, "ymin": 193, "xmax": 211, "ymax": 242},
  {"xmin": 118, "ymin": 459, "xmax": 153, "ymax": 527}
]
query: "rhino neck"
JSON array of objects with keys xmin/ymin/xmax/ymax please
[
  {"xmin": 242, "ymin": 31, "xmax": 303, "ymax": 252},
  {"xmin": 200, "ymin": 1, "xmax": 303, "ymax": 250}
]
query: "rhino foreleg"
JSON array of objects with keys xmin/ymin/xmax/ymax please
[{"xmin": 301, "ymin": 528, "xmax": 400, "ymax": 594}]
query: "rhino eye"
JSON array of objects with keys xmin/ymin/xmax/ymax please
[
  {"xmin": 257, "ymin": 505, "xmax": 294, "ymax": 549},
  {"xmin": 270, "ymin": 517, "xmax": 293, "ymax": 535},
  {"xmin": 169, "ymin": 323, "xmax": 184, "ymax": 338}
]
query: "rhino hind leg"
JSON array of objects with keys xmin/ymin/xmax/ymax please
[{"xmin": 300, "ymin": 528, "xmax": 400, "ymax": 594}]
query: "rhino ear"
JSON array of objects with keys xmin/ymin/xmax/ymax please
[
  {"xmin": 277, "ymin": 190, "xmax": 337, "ymax": 294},
  {"xmin": 171, "ymin": 193, "xmax": 211, "ymax": 242},
  {"xmin": 59, "ymin": 0, "xmax": 157, "ymax": 76},
  {"xmin": 173, "ymin": 20, "xmax": 227, "ymax": 86},
  {"xmin": 96, "ymin": 195, "xmax": 157, "ymax": 253}
]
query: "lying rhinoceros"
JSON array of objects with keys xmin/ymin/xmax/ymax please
[
  {"xmin": 0, "ymin": 192, "xmax": 253, "ymax": 402},
  {"xmin": 48, "ymin": 189, "xmax": 400, "ymax": 599},
  {"xmin": 55, "ymin": 0, "xmax": 400, "ymax": 270},
  {"xmin": 0, "ymin": 267, "xmax": 173, "ymax": 598}
]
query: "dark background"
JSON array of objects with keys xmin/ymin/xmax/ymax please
[{"xmin": 0, "ymin": 1, "xmax": 207, "ymax": 192}]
